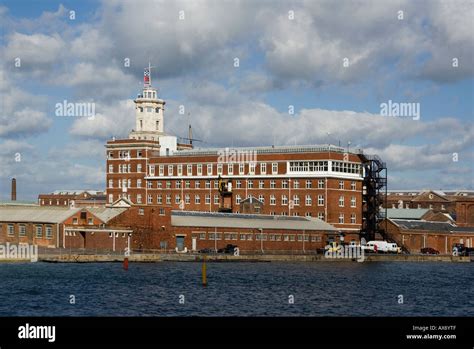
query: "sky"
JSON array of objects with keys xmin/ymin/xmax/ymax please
[{"xmin": 0, "ymin": 0, "xmax": 473, "ymax": 201}]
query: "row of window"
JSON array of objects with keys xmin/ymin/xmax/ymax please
[
  {"xmin": 391, "ymin": 203, "xmax": 446, "ymax": 210},
  {"xmin": 108, "ymin": 150, "xmax": 143, "ymax": 160},
  {"xmin": 108, "ymin": 179, "xmax": 358, "ymax": 190},
  {"xmin": 331, "ymin": 161, "xmax": 361, "ymax": 174},
  {"xmin": 192, "ymin": 232, "xmax": 324, "ymax": 242},
  {"xmin": 3, "ymin": 224, "xmax": 53, "ymax": 239},
  {"xmin": 109, "ymin": 163, "xmax": 143, "ymax": 174},
  {"xmin": 235, "ymin": 194, "xmax": 357, "ymax": 207},
  {"xmin": 150, "ymin": 162, "xmax": 280, "ymax": 177},
  {"xmin": 289, "ymin": 161, "xmax": 329, "ymax": 172}
]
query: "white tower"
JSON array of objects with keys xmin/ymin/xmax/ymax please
[{"xmin": 129, "ymin": 63, "xmax": 177, "ymax": 155}]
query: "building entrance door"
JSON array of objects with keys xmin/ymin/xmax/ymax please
[{"xmin": 176, "ymin": 236, "xmax": 185, "ymax": 252}]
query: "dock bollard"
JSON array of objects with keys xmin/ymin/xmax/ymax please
[
  {"xmin": 202, "ymin": 256, "xmax": 207, "ymax": 287},
  {"xmin": 123, "ymin": 257, "xmax": 129, "ymax": 271}
]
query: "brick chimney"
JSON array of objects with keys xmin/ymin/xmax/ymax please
[{"xmin": 11, "ymin": 178, "xmax": 16, "ymax": 201}]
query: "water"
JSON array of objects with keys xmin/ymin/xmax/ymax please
[{"xmin": 0, "ymin": 262, "xmax": 472, "ymax": 316}]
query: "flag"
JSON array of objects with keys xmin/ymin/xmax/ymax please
[{"xmin": 144, "ymin": 69, "xmax": 150, "ymax": 84}]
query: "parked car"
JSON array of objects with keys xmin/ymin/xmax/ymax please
[
  {"xmin": 363, "ymin": 241, "xmax": 401, "ymax": 253},
  {"xmin": 421, "ymin": 247, "xmax": 439, "ymax": 255},
  {"xmin": 218, "ymin": 244, "xmax": 238, "ymax": 254},
  {"xmin": 198, "ymin": 248, "xmax": 215, "ymax": 254}
]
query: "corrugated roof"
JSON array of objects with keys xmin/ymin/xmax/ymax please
[
  {"xmin": 0, "ymin": 207, "xmax": 81, "ymax": 223},
  {"xmin": 385, "ymin": 208, "xmax": 430, "ymax": 220},
  {"xmin": 171, "ymin": 211, "xmax": 337, "ymax": 231},
  {"xmin": 391, "ymin": 219, "xmax": 474, "ymax": 233},
  {"xmin": 87, "ymin": 207, "xmax": 127, "ymax": 223}
]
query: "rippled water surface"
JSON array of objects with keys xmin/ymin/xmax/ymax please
[{"xmin": 0, "ymin": 262, "xmax": 472, "ymax": 316}]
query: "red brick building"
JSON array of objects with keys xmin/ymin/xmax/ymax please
[
  {"xmin": 38, "ymin": 190, "xmax": 106, "ymax": 208},
  {"xmin": 383, "ymin": 218, "xmax": 474, "ymax": 254},
  {"xmin": 101, "ymin": 68, "xmax": 390, "ymax": 243}
]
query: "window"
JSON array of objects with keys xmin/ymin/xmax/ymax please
[
  {"xmin": 108, "ymin": 194, "xmax": 113, "ymax": 203},
  {"xmin": 137, "ymin": 164, "xmax": 142, "ymax": 172},
  {"xmin": 207, "ymin": 164, "xmax": 213, "ymax": 175},
  {"xmin": 339, "ymin": 196, "xmax": 344, "ymax": 207},
  {"xmin": 272, "ymin": 163, "xmax": 278, "ymax": 174},
  {"xmin": 282, "ymin": 195, "xmax": 288, "ymax": 205},
  {"xmin": 294, "ymin": 180, "xmax": 300, "ymax": 189},
  {"xmin": 205, "ymin": 194, "xmax": 211, "ymax": 204},
  {"xmin": 270, "ymin": 180, "xmax": 276, "ymax": 189},
  {"xmin": 199, "ymin": 233, "xmax": 206, "ymax": 240},
  {"xmin": 108, "ymin": 179, "xmax": 113, "ymax": 188},
  {"xmin": 88, "ymin": 218, "xmax": 94, "ymax": 225},
  {"xmin": 236, "ymin": 180, "xmax": 242, "ymax": 189},
  {"xmin": 249, "ymin": 162, "xmax": 256, "ymax": 174},
  {"xmin": 108, "ymin": 164, "xmax": 113, "ymax": 173},
  {"xmin": 197, "ymin": 164, "xmax": 203, "ymax": 176},
  {"xmin": 351, "ymin": 181, "xmax": 356, "ymax": 190},
  {"xmin": 351, "ymin": 196, "xmax": 356, "ymax": 208},
  {"xmin": 290, "ymin": 235, "xmax": 296, "ymax": 242},
  {"xmin": 318, "ymin": 212, "xmax": 325, "ymax": 221},
  {"xmin": 19, "ymin": 225, "xmax": 26, "ymax": 237},
  {"xmin": 177, "ymin": 164, "xmax": 183, "ymax": 176},
  {"xmin": 168, "ymin": 165, "xmax": 174, "ymax": 176},
  {"xmin": 157, "ymin": 195, "xmax": 162, "ymax": 204},
  {"xmin": 147, "ymin": 195, "xmax": 153, "ymax": 204},
  {"xmin": 137, "ymin": 179, "xmax": 142, "ymax": 188},
  {"xmin": 137, "ymin": 150, "xmax": 143, "ymax": 158},
  {"xmin": 73, "ymin": 218, "xmax": 78, "ymax": 225},
  {"xmin": 166, "ymin": 195, "xmax": 171, "ymax": 205},
  {"xmin": 305, "ymin": 195, "xmax": 312, "ymax": 206},
  {"xmin": 214, "ymin": 180, "xmax": 219, "ymax": 189},
  {"xmin": 305, "ymin": 212, "xmax": 312, "ymax": 217},
  {"xmin": 260, "ymin": 163, "xmax": 266, "ymax": 174},
  {"xmin": 7, "ymin": 224, "xmax": 14, "ymax": 236},
  {"xmin": 159, "ymin": 165, "xmax": 164, "ymax": 176},
  {"xmin": 195, "ymin": 181, "xmax": 201, "ymax": 189},
  {"xmin": 157, "ymin": 181, "xmax": 162, "ymax": 189},
  {"xmin": 205, "ymin": 180, "xmax": 211, "ymax": 189},
  {"xmin": 159, "ymin": 208, "xmax": 165, "ymax": 215},
  {"xmin": 187, "ymin": 164, "xmax": 193, "ymax": 176},
  {"xmin": 282, "ymin": 180, "xmax": 288, "ymax": 189},
  {"xmin": 36, "ymin": 225, "xmax": 43, "ymax": 238},
  {"xmin": 318, "ymin": 180, "xmax": 325, "ymax": 189},
  {"xmin": 318, "ymin": 195, "xmax": 325, "ymax": 206},
  {"xmin": 166, "ymin": 181, "xmax": 171, "ymax": 189},
  {"xmin": 293, "ymin": 195, "xmax": 300, "ymax": 206},
  {"xmin": 339, "ymin": 213, "xmax": 344, "ymax": 224},
  {"xmin": 239, "ymin": 163, "xmax": 245, "ymax": 175},
  {"xmin": 259, "ymin": 180, "xmax": 265, "ymax": 189},
  {"xmin": 306, "ymin": 180, "xmax": 312, "ymax": 189},
  {"xmin": 351, "ymin": 213, "xmax": 356, "ymax": 224},
  {"xmin": 185, "ymin": 194, "xmax": 190, "ymax": 204},
  {"xmin": 217, "ymin": 164, "xmax": 223, "ymax": 175},
  {"xmin": 247, "ymin": 180, "xmax": 253, "ymax": 189},
  {"xmin": 185, "ymin": 181, "xmax": 191, "ymax": 189},
  {"xmin": 258, "ymin": 194, "xmax": 265, "ymax": 203},
  {"xmin": 147, "ymin": 181, "xmax": 152, "ymax": 189},
  {"xmin": 137, "ymin": 194, "xmax": 142, "ymax": 204},
  {"xmin": 236, "ymin": 195, "xmax": 242, "ymax": 204},
  {"xmin": 195, "ymin": 195, "xmax": 201, "ymax": 204},
  {"xmin": 214, "ymin": 195, "xmax": 219, "ymax": 204},
  {"xmin": 139, "ymin": 208, "xmax": 144, "ymax": 215},
  {"xmin": 339, "ymin": 180, "xmax": 344, "ymax": 189},
  {"xmin": 46, "ymin": 226, "xmax": 53, "ymax": 239},
  {"xmin": 227, "ymin": 164, "xmax": 234, "ymax": 175},
  {"xmin": 270, "ymin": 195, "xmax": 276, "ymax": 205}
]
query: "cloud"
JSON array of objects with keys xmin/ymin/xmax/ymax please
[{"xmin": 69, "ymin": 99, "xmax": 135, "ymax": 139}]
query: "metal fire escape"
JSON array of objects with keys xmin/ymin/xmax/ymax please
[{"xmin": 359, "ymin": 154, "xmax": 387, "ymax": 242}]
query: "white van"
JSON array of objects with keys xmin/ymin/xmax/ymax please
[{"xmin": 364, "ymin": 241, "xmax": 401, "ymax": 253}]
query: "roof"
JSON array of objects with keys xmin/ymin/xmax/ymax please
[
  {"xmin": 240, "ymin": 196, "xmax": 264, "ymax": 205},
  {"xmin": 87, "ymin": 207, "xmax": 127, "ymax": 223},
  {"xmin": 171, "ymin": 210, "xmax": 337, "ymax": 231},
  {"xmin": 173, "ymin": 144, "xmax": 363, "ymax": 157},
  {"xmin": 51, "ymin": 190, "xmax": 103, "ymax": 195},
  {"xmin": 390, "ymin": 219, "xmax": 474, "ymax": 233},
  {"xmin": 385, "ymin": 208, "xmax": 430, "ymax": 220},
  {"xmin": 0, "ymin": 207, "xmax": 81, "ymax": 223},
  {"xmin": 0, "ymin": 200, "xmax": 39, "ymax": 207}
]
